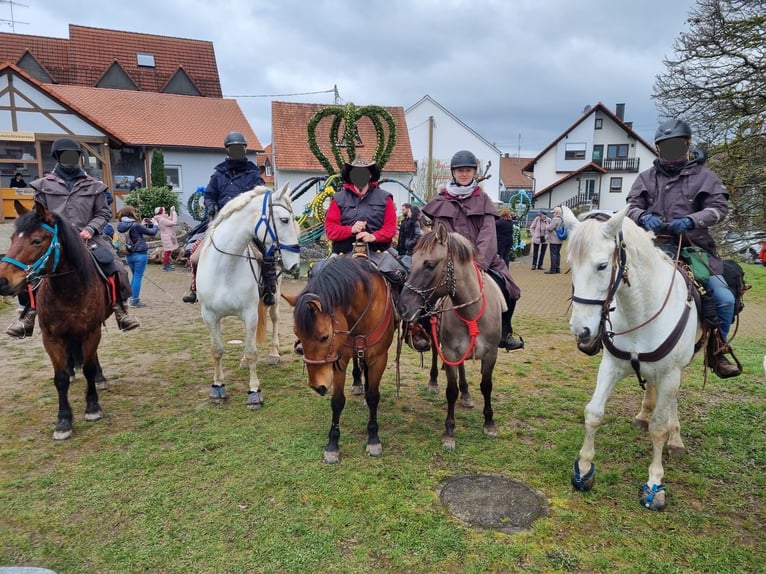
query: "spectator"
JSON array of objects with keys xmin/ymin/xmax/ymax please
[
  {"xmin": 129, "ymin": 176, "xmax": 144, "ymax": 191},
  {"xmin": 528, "ymin": 211, "xmax": 550, "ymax": 270},
  {"xmin": 396, "ymin": 203, "xmax": 421, "ymax": 267},
  {"xmin": 117, "ymin": 206, "xmax": 158, "ymax": 308},
  {"xmin": 155, "ymin": 206, "xmax": 179, "ymax": 271},
  {"xmin": 9, "ymin": 172, "xmax": 27, "ymax": 188},
  {"xmin": 495, "ymin": 208, "xmax": 515, "ymax": 266},
  {"xmin": 544, "ymin": 207, "xmax": 565, "ymax": 274}
]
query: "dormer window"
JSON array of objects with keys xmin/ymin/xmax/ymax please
[{"xmin": 137, "ymin": 53, "xmax": 156, "ymax": 68}]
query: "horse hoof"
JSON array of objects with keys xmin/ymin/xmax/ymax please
[
  {"xmin": 209, "ymin": 384, "xmax": 227, "ymax": 403},
  {"xmin": 667, "ymin": 444, "xmax": 686, "ymax": 457},
  {"xmin": 571, "ymin": 458, "xmax": 596, "ymax": 491},
  {"xmin": 323, "ymin": 450, "xmax": 340, "ymax": 464},
  {"xmin": 53, "ymin": 429, "xmax": 72, "ymax": 440},
  {"xmin": 351, "ymin": 384, "xmax": 364, "ymax": 397},
  {"xmin": 427, "ymin": 382, "xmax": 438, "ymax": 394},
  {"xmin": 366, "ymin": 443, "xmax": 383, "ymax": 457},
  {"xmin": 484, "ymin": 424, "xmax": 497, "ymax": 437},
  {"xmin": 460, "ymin": 395, "xmax": 474, "ymax": 409},
  {"xmin": 267, "ymin": 354, "xmax": 280, "ymax": 366},
  {"xmin": 640, "ymin": 483, "xmax": 666, "ymax": 511},
  {"xmin": 632, "ymin": 417, "xmax": 649, "ymax": 431},
  {"xmin": 84, "ymin": 411, "xmax": 103, "ymax": 422},
  {"xmin": 246, "ymin": 390, "xmax": 263, "ymax": 410},
  {"xmin": 442, "ymin": 437, "xmax": 456, "ymax": 451}
]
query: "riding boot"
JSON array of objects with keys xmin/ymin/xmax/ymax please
[
  {"xmin": 113, "ymin": 302, "xmax": 140, "ymax": 331},
  {"xmin": 705, "ymin": 330, "xmax": 741, "ymax": 379},
  {"xmin": 405, "ymin": 320, "xmax": 431, "ymax": 352},
  {"xmin": 6, "ymin": 308, "xmax": 36, "ymax": 338},
  {"xmin": 499, "ymin": 310, "xmax": 524, "ymax": 350},
  {"xmin": 183, "ymin": 262, "xmax": 197, "ymax": 303}
]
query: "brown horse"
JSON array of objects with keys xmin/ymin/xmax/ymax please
[
  {"xmin": 397, "ymin": 223, "xmax": 502, "ymax": 450},
  {"xmin": 286, "ymin": 256, "xmax": 395, "ymax": 464},
  {"xmin": 0, "ymin": 201, "xmax": 113, "ymax": 440}
]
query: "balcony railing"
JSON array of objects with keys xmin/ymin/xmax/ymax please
[{"xmin": 593, "ymin": 157, "xmax": 640, "ymax": 172}]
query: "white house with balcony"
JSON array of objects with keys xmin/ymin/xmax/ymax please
[{"xmin": 523, "ymin": 103, "xmax": 657, "ymax": 212}]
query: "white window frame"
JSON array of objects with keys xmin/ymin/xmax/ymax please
[{"xmin": 164, "ymin": 165, "xmax": 182, "ymax": 191}]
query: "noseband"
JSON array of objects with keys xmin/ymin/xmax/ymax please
[
  {"xmin": 402, "ymin": 252, "xmax": 457, "ymax": 314},
  {"xmin": 1, "ymin": 221, "xmax": 61, "ymax": 282}
]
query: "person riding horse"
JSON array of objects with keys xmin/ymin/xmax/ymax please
[
  {"xmin": 626, "ymin": 118, "xmax": 740, "ymax": 378},
  {"xmin": 6, "ymin": 138, "xmax": 139, "ymax": 338},
  {"xmin": 182, "ymin": 131, "xmax": 265, "ymax": 303}
]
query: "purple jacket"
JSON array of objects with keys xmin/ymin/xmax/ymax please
[{"xmin": 627, "ymin": 161, "xmax": 729, "ymax": 274}]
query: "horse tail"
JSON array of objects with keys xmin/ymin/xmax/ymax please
[{"xmin": 256, "ymin": 299, "xmax": 268, "ymax": 345}]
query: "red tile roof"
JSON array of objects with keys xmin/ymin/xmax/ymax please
[
  {"xmin": 500, "ymin": 155, "xmax": 534, "ymax": 189},
  {"xmin": 46, "ymin": 84, "xmax": 261, "ymax": 150},
  {"xmin": 0, "ymin": 24, "xmax": 221, "ymax": 97},
  {"xmin": 271, "ymin": 101, "xmax": 415, "ymax": 174}
]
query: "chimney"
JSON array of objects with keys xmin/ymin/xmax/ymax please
[{"xmin": 616, "ymin": 103, "xmax": 625, "ymax": 121}]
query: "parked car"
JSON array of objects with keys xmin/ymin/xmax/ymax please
[{"xmin": 722, "ymin": 230, "xmax": 766, "ymax": 264}]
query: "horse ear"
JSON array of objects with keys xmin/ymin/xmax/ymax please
[
  {"xmin": 281, "ymin": 292, "xmax": 297, "ymax": 307},
  {"xmin": 561, "ymin": 206, "xmax": 579, "ymax": 230},
  {"xmin": 276, "ymin": 182, "xmax": 289, "ymax": 201},
  {"xmin": 435, "ymin": 222, "xmax": 448, "ymax": 244},
  {"xmin": 602, "ymin": 205, "xmax": 628, "ymax": 239},
  {"xmin": 32, "ymin": 200, "xmax": 54, "ymax": 225},
  {"xmin": 14, "ymin": 199, "xmax": 30, "ymax": 216},
  {"xmin": 307, "ymin": 299, "xmax": 323, "ymax": 314}
]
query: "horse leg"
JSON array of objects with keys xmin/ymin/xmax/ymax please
[
  {"xmin": 351, "ymin": 357, "xmax": 364, "ymax": 396},
  {"xmin": 666, "ymin": 390, "xmax": 685, "ymax": 457},
  {"xmin": 45, "ymin": 338, "xmax": 74, "ymax": 440},
  {"xmin": 81, "ymin": 334, "xmax": 104, "ymax": 423},
  {"xmin": 458, "ymin": 363, "xmax": 473, "ymax": 408},
  {"xmin": 480, "ymin": 356, "xmax": 497, "ymax": 437},
  {"xmin": 93, "ymin": 358, "xmax": 108, "ymax": 391},
  {"xmin": 324, "ymin": 366, "xmax": 348, "ymax": 464},
  {"xmin": 632, "ymin": 384, "xmax": 656, "ymax": 432},
  {"xmin": 207, "ymin": 317, "xmax": 227, "ymax": 403},
  {"xmin": 364, "ymin": 359, "xmax": 384, "ymax": 458},
  {"xmin": 427, "ymin": 347, "xmax": 439, "ymax": 393},
  {"xmin": 571, "ymin": 360, "xmax": 620, "ymax": 491},
  {"xmin": 442, "ymin": 365, "xmax": 459, "ymax": 451},
  {"xmin": 266, "ymin": 293, "xmax": 280, "ymax": 365},
  {"xmin": 243, "ymin": 315, "xmax": 263, "ymax": 410}
]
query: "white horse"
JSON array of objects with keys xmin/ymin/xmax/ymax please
[
  {"xmin": 195, "ymin": 184, "xmax": 301, "ymax": 409},
  {"xmin": 562, "ymin": 205, "xmax": 699, "ymax": 510}
]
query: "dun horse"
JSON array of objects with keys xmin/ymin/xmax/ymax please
[
  {"xmin": 398, "ymin": 223, "xmax": 502, "ymax": 450},
  {"xmin": 287, "ymin": 256, "xmax": 395, "ymax": 464},
  {"xmin": 0, "ymin": 201, "xmax": 115, "ymax": 440},
  {"xmin": 563, "ymin": 205, "xmax": 698, "ymax": 510},
  {"xmin": 195, "ymin": 184, "xmax": 300, "ymax": 409}
]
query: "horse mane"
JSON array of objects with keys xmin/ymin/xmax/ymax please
[
  {"xmin": 568, "ymin": 213, "xmax": 669, "ymax": 269},
  {"xmin": 207, "ymin": 186, "xmax": 268, "ymax": 235},
  {"xmin": 15, "ymin": 209, "xmax": 97, "ymax": 281},
  {"xmin": 418, "ymin": 230, "xmax": 477, "ymax": 264},
  {"xmin": 295, "ymin": 257, "xmax": 373, "ymax": 334}
]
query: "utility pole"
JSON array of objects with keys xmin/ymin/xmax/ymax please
[
  {"xmin": 0, "ymin": 0, "xmax": 29, "ymax": 33},
  {"xmin": 426, "ymin": 116, "xmax": 434, "ymax": 199}
]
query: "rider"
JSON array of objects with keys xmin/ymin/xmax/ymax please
[
  {"xmin": 182, "ymin": 131, "xmax": 265, "ymax": 303},
  {"xmin": 421, "ymin": 150, "xmax": 524, "ymax": 351},
  {"xmin": 626, "ymin": 118, "xmax": 740, "ymax": 378},
  {"xmin": 6, "ymin": 138, "xmax": 140, "ymax": 337}
]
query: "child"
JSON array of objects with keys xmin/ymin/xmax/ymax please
[{"xmin": 155, "ymin": 206, "xmax": 178, "ymax": 271}]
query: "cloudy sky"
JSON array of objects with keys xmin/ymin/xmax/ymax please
[{"xmin": 11, "ymin": 0, "xmax": 694, "ymax": 157}]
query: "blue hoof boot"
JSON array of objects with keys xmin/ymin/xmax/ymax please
[
  {"xmin": 571, "ymin": 458, "xmax": 596, "ymax": 491},
  {"xmin": 209, "ymin": 384, "xmax": 227, "ymax": 402},
  {"xmin": 246, "ymin": 390, "xmax": 263, "ymax": 410},
  {"xmin": 640, "ymin": 483, "xmax": 666, "ymax": 511}
]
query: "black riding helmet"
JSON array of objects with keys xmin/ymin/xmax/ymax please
[
  {"xmin": 654, "ymin": 119, "xmax": 692, "ymax": 144},
  {"xmin": 224, "ymin": 131, "xmax": 247, "ymax": 147},
  {"xmin": 50, "ymin": 137, "xmax": 81, "ymax": 159},
  {"xmin": 450, "ymin": 150, "xmax": 478, "ymax": 170}
]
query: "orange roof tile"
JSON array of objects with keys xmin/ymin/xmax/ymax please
[
  {"xmin": 500, "ymin": 156, "xmax": 534, "ymax": 188},
  {"xmin": 271, "ymin": 101, "xmax": 415, "ymax": 174},
  {"xmin": 46, "ymin": 84, "xmax": 261, "ymax": 150}
]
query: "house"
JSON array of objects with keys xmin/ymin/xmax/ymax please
[
  {"xmin": 523, "ymin": 103, "xmax": 657, "ymax": 212},
  {"xmin": 499, "ymin": 154, "xmax": 534, "ymax": 204},
  {"xmin": 406, "ymin": 95, "xmax": 503, "ymax": 203},
  {"xmin": 270, "ymin": 101, "xmax": 416, "ymax": 215},
  {"xmin": 0, "ymin": 25, "xmax": 261, "ymax": 222}
]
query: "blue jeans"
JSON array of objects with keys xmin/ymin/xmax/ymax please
[
  {"xmin": 125, "ymin": 252, "xmax": 148, "ymax": 301},
  {"xmin": 702, "ymin": 274, "xmax": 735, "ymax": 340}
]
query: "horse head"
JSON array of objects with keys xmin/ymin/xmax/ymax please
[
  {"xmin": 293, "ymin": 294, "xmax": 346, "ymax": 396},
  {"xmin": 565, "ymin": 205, "xmax": 629, "ymax": 353},
  {"xmin": 264, "ymin": 183, "xmax": 301, "ymax": 275},
  {"xmin": 0, "ymin": 200, "xmax": 63, "ymax": 295}
]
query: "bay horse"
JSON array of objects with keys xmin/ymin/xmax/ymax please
[
  {"xmin": 287, "ymin": 256, "xmax": 395, "ymax": 464},
  {"xmin": 562, "ymin": 205, "xmax": 699, "ymax": 510},
  {"xmin": 195, "ymin": 184, "xmax": 301, "ymax": 409},
  {"xmin": 0, "ymin": 201, "xmax": 114, "ymax": 440},
  {"xmin": 397, "ymin": 223, "xmax": 502, "ymax": 450}
]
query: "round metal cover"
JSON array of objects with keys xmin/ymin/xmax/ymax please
[{"xmin": 437, "ymin": 473, "xmax": 549, "ymax": 534}]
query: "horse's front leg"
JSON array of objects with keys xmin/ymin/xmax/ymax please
[
  {"xmin": 207, "ymin": 318, "xmax": 227, "ymax": 403},
  {"xmin": 324, "ymin": 361, "xmax": 348, "ymax": 464},
  {"xmin": 480, "ymin": 356, "xmax": 497, "ymax": 437},
  {"xmin": 571, "ymin": 358, "xmax": 622, "ymax": 491},
  {"xmin": 442, "ymin": 365, "xmax": 459, "ymax": 451},
  {"xmin": 428, "ymin": 346, "xmax": 439, "ymax": 393},
  {"xmin": 350, "ymin": 356, "xmax": 364, "ymax": 396},
  {"xmin": 458, "ymin": 363, "xmax": 473, "ymax": 408},
  {"xmin": 44, "ymin": 337, "xmax": 74, "ymax": 440},
  {"xmin": 81, "ymin": 333, "xmax": 104, "ymax": 423},
  {"xmin": 633, "ymin": 384, "xmax": 656, "ymax": 432},
  {"xmin": 364, "ymin": 358, "xmax": 384, "ymax": 458},
  {"xmin": 243, "ymin": 315, "xmax": 263, "ymax": 410}
]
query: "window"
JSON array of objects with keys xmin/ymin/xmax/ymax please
[
  {"xmin": 609, "ymin": 177, "xmax": 623, "ymax": 193},
  {"xmin": 607, "ymin": 144, "xmax": 629, "ymax": 159},
  {"xmin": 565, "ymin": 142, "xmax": 587, "ymax": 160},
  {"xmin": 164, "ymin": 165, "xmax": 182, "ymax": 191},
  {"xmin": 592, "ymin": 144, "xmax": 603, "ymax": 161},
  {"xmin": 137, "ymin": 53, "xmax": 156, "ymax": 67},
  {"xmin": 595, "ymin": 118, "xmax": 603, "ymax": 129}
]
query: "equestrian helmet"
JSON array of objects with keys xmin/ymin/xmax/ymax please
[
  {"xmin": 450, "ymin": 150, "xmax": 478, "ymax": 170},
  {"xmin": 50, "ymin": 137, "xmax": 81, "ymax": 159},
  {"xmin": 223, "ymin": 131, "xmax": 248, "ymax": 148},
  {"xmin": 654, "ymin": 119, "xmax": 692, "ymax": 144}
]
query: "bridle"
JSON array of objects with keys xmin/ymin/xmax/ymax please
[
  {"xmin": 1, "ymin": 221, "xmax": 61, "ymax": 283},
  {"xmin": 402, "ymin": 250, "xmax": 480, "ymax": 318}
]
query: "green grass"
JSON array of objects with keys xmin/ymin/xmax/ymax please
[{"xmin": 0, "ymin": 280, "xmax": 765, "ymax": 573}]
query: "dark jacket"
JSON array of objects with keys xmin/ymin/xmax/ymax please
[
  {"xmin": 203, "ymin": 158, "xmax": 264, "ymax": 213},
  {"xmin": 626, "ymin": 159, "xmax": 729, "ymax": 275},
  {"xmin": 325, "ymin": 185, "xmax": 396, "ymax": 254},
  {"xmin": 117, "ymin": 218, "xmax": 159, "ymax": 255},
  {"xmin": 397, "ymin": 216, "xmax": 421, "ymax": 256},
  {"xmin": 495, "ymin": 218, "xmax": 515, "ymax": 260}
]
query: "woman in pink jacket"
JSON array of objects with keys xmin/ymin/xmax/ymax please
[{"xmin": 155, "ymin": 206, "xmax": 178, "ymax": 271}]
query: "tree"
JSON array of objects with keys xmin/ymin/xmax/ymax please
[{"xmin": 150, "ymin": 148, "xmax": 168, "ymax": 188}]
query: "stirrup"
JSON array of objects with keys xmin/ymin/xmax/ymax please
[
  {"xmin": 406, "ymin": 323, "xmax": 431, "ymax": 352},
  {"xmin": 182, "ymin": 290, "xmax": 197, "ymax": 303}
]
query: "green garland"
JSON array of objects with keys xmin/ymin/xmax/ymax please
[{"xmin": 508, "ymin": 190, "xmax": 532, "ymax": 217}]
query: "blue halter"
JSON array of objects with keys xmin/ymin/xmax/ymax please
[
  {"xmin": 253, "ymin": 190, "xmax": 300, "ymax": 258},
  {"xmin": 0, "ymin": 222, "xmax": 61, "ymax": 281}
]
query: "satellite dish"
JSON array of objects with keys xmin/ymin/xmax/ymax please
[{"xmin": 583, "ymin": 105, "xmax": 592, "ymax": 113}]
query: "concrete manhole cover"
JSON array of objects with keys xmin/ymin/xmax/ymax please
[{"xmin": 437, "ymin": 474, "xmax": 549, "ymax": 534}]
